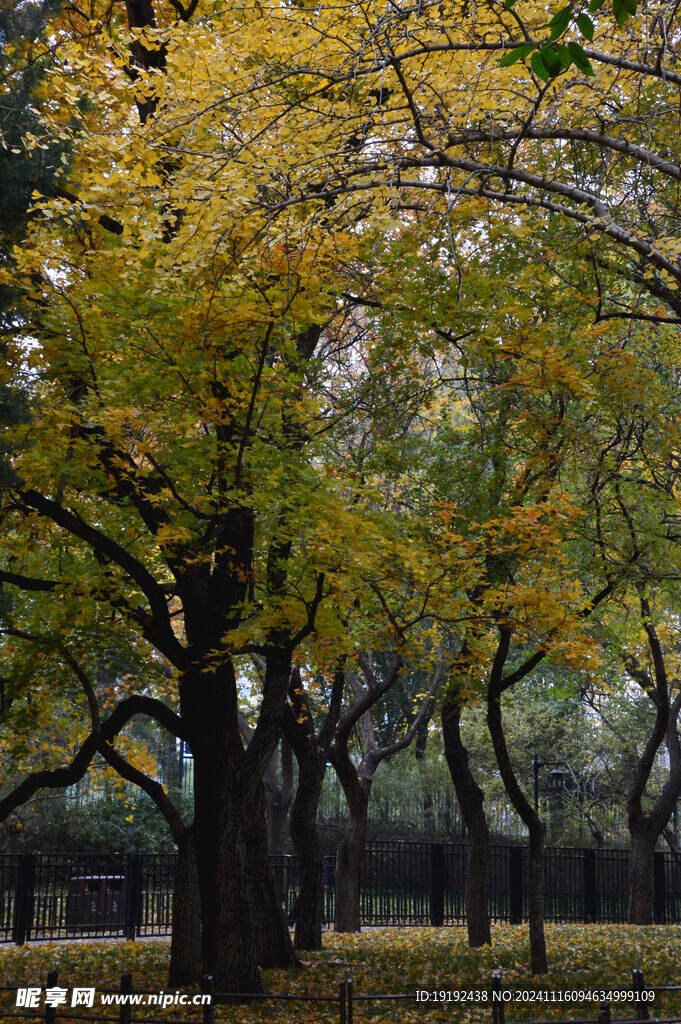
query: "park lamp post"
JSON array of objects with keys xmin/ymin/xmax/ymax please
[{"xmin": 532, "ymin": 754, "xmax": 567, "ymax": 814}]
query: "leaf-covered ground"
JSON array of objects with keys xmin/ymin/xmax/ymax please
[{"xmin": 0, "ymin": 925, "xmax": 680, "ymax": 1023}]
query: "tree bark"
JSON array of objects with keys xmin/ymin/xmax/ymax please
[
  {"xmin": 182, "ymin": 664, "xmax": 262, "ymax": 994},
  {"xmin": 334, "ymin": 789, "xmax": 369, "ymax": 932},
  {"xmin": 243, "ymin": 782, "xmax": 299, "ymax": 968},
  {"xmin": 628, "ymin": 826, "xmax": 656, "ymax": 924},
  {"xmin": 528, "ymin": 824, "xmax": 547, "ymax": 971},
  {"xmin": 441, "ymin": 691, "xmax": 491, "ymax": 947},
  {"xmin": 169, "ymin": 828, "xmax": 202, "ymax": 986},
  {"xmin": 264, "ymin": 736, "xmax": 294, "ymax": 856},
  {"xmin": 289, "ymin": 749, "xmax": 325, "ymax": 949}
]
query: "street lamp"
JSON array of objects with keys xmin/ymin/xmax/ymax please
[{"xmin": 532, "ymin": 754, "xmax": 567, "ymax": 814}]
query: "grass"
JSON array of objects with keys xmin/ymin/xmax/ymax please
[{"xmin": 0, "ymin": 925, "xmax": 680, "ymax": 1022}]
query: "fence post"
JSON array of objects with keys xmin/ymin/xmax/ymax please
[
  {"xmin": 653, "ymin": 851, "xmax": 666, "ymax": 924},
  {"xmin": 491, "ymin": 971, "xmax": 505, "ymax": 1024},
  {"xmin": 339, "ymin": 979, "xmax": 347, "ymax": 1024},
  {"xmin": 632, "ymin": 968, "xmax": 650, "ymax": 1022},
  {"xmin": 430, "ymin": 844, "xmax": 445, "ymax": 926},
  {"xmin": 44, "ymin": 970, "xmax": 58, "ymax": 1024},
  {"xmin": 13, "ymin": 853, "xmax": 35, "ymax": 946},
  {"xmin": 119, "ymin": 973, "xmax": 133, "ymax": 1024},
  {"xmin": 597, "ymin": 1001, "xmax": 611, "ymax": 1024},
  {"xmin": 583, "ymin": 849, "xmax": 597, "ymax": 923},
  {"xmin": 509, "ymin": 848, "xmax": 523, "ymax": 924},
  {"xmin": 347, "ymin": 978, "xmax": 353, "ymax": 1024},
  {"xmin": 125, "ymin": 853, "xmax": 142, "ymax": 941},
  {"xmin": 202, "ymin": 974, "xmax": 214, "ymax": 1024}
]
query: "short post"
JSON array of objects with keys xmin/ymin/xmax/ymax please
[
  {"xmin": 347, "ymin": 977, "xmax": 353, "ymax": 1024},
  {"xmin": 202, "ymin": 975, "xmax": 214, "ymax": 1024},
  {"xmin": 45, "ymin": 970, "xmax": 58, "ymax": 1024},
  {"xmin": 430, "ymin": 844, "xmax": 445, "ymax": 926},
  {"xmin": 583, "ymin": 848, "xmax": 597, "ymax": 923},
  {"xmin": 597, "ymin": 1001, "xmax": 611, "ymax": 1024},
  {"xmin": 653, "ymin": 851, "xmax": 666, "ymax": 924},
  {"xmin": 119, "ymin": 973, "xmax": 133, "ymax": 1024},
  {"xmin": 632, "ymin": 968, "xmax": 650, "ymax": 1021},
  {"xmin": 339, "ymin": 979, "xmax": 347, "ymax": 1024},
  {"xmin": 491, "ymin": 971, "xmax": 505, "ymax": 1024},
  {"xmin": 509, "ymin": 847, "xmax": 523, "ymax": 924}
]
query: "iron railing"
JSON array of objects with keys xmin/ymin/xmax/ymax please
[{"xmin": 1, "ymin": 843, "xmax": 680, "ymax": 943}]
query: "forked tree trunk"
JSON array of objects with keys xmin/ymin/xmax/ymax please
[
  {"xmin": 628, "ymin": 826, "xmax": 656, "ymax": 924},
  {"xmin": 487, "ymin": 653, "xmax": 548, "ymax": 974},
  {"xmin": 442, "ymin": 692, "xmax": 491, "ymax": 947},
  {"xmin": 169, "ymin": 829, "xmax": 202, "ymax": 986},
  {"xmin": 283, "ymin": 663, "xmax": 345, "ymax": 951}
]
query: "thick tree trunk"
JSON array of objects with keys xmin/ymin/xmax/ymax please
[
  {"xmin": 628, "ymin": 826, "xmax": 656, "ymax": 924},
  {"xmin": 335, "ymin": 794, "xmax": 369, "ymax": 933},
  {"xmin": 265, "ymin": 736, "xmax": 294, "ymax": 856},
  {"xmin": 184, "ymin": 667, "xmax": 262, "ymax": 995},
  {"xmin": 442, "ymin": 693, "xmax": 491, "ymax": 947},
  {"xmin": 243, "ymin": 783, "xmax": 299, "ymax": 968},
  {"xmin": 169, "ymin": 828, "xmax": 202, "ymax": 986},
  {"xmin": 289, "ymin": 750, "xmax": 325, "ymax": 950}
]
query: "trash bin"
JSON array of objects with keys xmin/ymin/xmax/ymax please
[{"xmin": 67, "ymin": 875, "xmax": 128, "ymax": 929}]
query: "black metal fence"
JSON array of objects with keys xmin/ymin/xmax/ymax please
[
  {"xmin": 1, "ymin": 843, "xmax": 680, "ymax": 943},
  {"xmin": 0, "ymin": 853, "xmax": 175, "ymax": 944},
  {"xmin": 0, "ymin": 967, "xmax": 679, "ymax": 1024}
]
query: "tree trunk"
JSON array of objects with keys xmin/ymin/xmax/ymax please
[
  {"xmin": 442, "ymin": 693, "xmax": 491, "ymax": 947},
  {"xmin": 334, "ymin": 792, "xmax": 369, "ymax": 933},
  {"xmin": 289, "ymin": 748, "xmax": 325, "ymax": 950},
  {"xmin": 265, "ymin": 736, "xmax": 294, "ymax": 856},
  {"xmin": 183, "ymin": 666, "xmax": 263, "ymax": 995},
  {"xmin": 242, "ymin": 783, "xmax": 299, "ymax": 968},
  {"xmin": 169, "ymin": 828, "xmax": 202, "ymax": 986},
  {"xmin": 628, "ymin": 825, "xmax": 656, "ymax": 924},
  {"xmin": 528, "ymin": 822, "xmax": 547, "ymax": 973},
  {"xmin": 487, "ymin": 661, "xmax": 548, "ymax": 974}
]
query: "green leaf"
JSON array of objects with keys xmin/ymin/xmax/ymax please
[
  {"xmin": 567, "ymin": 40, "xmax": 595, "ymax": 75},
  {"xmin": 589, "ymin": 0, "xmax": 605, "ymax": 10},
  {"xmin": 554, "ymin": 43, "xmax": 573, "ymax": 68},
  {"xmin": 530, "ymin": 50, "xmax": 550, "ymax": 80},
  {"xmin": 575, "ymin": 12, "xmax": 595, "ymax": 38},
  {"xmin": 613, "ymin": 0, "xmax": 636, "ymax": 24},
  {"xmin": 540, "ymin": 46, "xmax": 563, "ymax": 76},
  {"xmin": 549, "ymin": 5, "xmax": 572, "ymax": 38},
  {"xmin": 498, "ymin": 44, "xmax": 535, "ymax": 66},
  {"xmin": 504, "ymin": 0, "xmax": 518, "ymax": 10}
]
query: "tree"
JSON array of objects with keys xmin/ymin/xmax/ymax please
[
  {"xmin": 0, "ymin": 0, "xmax": 435, "ymax": 983},
  {"xmin": 0, "ymin": 621, "xmax": 201, "ymax": 984},
  {"xmin": 330, "ymin": 653, "xmax": 442, "ymax": 932},
  {"xmin": 282, "ymin": 661, "xmax": 345, "ymax": 950}
]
